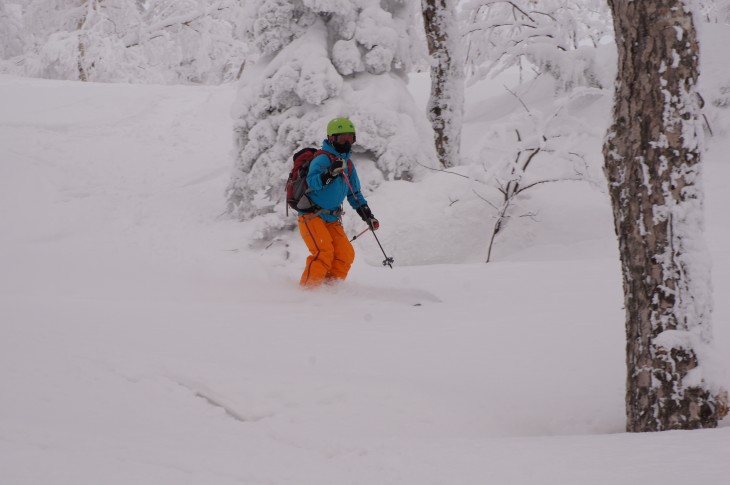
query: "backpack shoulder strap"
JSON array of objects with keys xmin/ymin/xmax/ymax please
[
  {"xmin": 312, "ymin": 149, "xmax": 336, "ymax": 162},
  {"xmin": 313, "ymin": 150, "xmax": 352, "ymax": 173},
  {"xmin": 311, "ymin": 150, "xmax": 353, "ymax": 177}
]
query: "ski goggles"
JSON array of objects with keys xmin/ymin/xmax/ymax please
[{"xmin": 332, "ymin": 133, "xmax": 356, "ymax": 144}]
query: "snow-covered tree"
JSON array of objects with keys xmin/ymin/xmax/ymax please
[
  {"xmin": 0, "ymin": 0, "xmax": 247, "ymax": 84},
  {"xmin": 695, "ymin": 0, "xmax": 730, "ymax": 23},
  {"xmin": 475, "ymin": 86, "xmax": 602, "ymax": 262},
  {"xmin": 1, "ymin": 0, "xmax": 144, "ymax": 81},
  {"xmin": 462, "ymin": 0, "xmax": 613, "ymax": 90},
  {"xmin": 457, "ymin": 1, "xmax": 612, "ymax": 259},
  {"xmin": 604, "ymin": 0, "xmax": 728, "ymax": 431},
  {"xmin": 225, "ymin": 0, "xmax": 437, "ymax": 227},
  {"xmin": 0, "ymin": 3, "xmax": 24, "ymax": 60},
  {"xmin": 127, "ymin": 0, "xmax": 248, "ymax": 84},
  {"xmin": 693, "ymin": 1, "xmax": 730, "ymax": 138},
  {"xmin": 422, "ymin": 0, "xmax": 464, "ymax": 168}
]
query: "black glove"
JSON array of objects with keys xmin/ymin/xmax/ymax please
[
  {"xmin": 321, "ymin": 171, "xmax": 335, "ymax": 185},
  {"xmin": 329, "ymin": 157, "xmax": 346, "ymax": 176},
  {"xmin": 356, "ymin": 205, "xmax": 379, "ymax": 231},
  {"xmin": 320, "ymin": 157, "xmax": 346, "ymax": 186}
]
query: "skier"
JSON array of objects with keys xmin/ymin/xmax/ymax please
[{"xmin": 297, "ymin": 117, "xmax": 379, "ymax": 288}]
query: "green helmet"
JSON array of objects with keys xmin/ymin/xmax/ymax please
[{"xmin": 327, "ymin": 117, "xmax": 356, "ymax": 136}]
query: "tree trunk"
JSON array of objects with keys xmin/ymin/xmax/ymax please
[
  {"xmin": 422, "ymin": 0, "xmax": 464, "ymax": 168},
  {"xmin": 604, "ymin": 0, "xmax": 728, "ymax": 431},
  {"xmin": 76, "ymin": 0, "xmax": 98, "ymax": 82}
]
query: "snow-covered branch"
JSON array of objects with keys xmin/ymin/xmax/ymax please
[
  {"xmin": 463, "ymin": 0, "xmax": 613, "ymax": 90},
  {"xmin": 0, "ymin": 0, "xmax": 248, "ymax": 85},
  {"xmin": 123, "ymin": 3, "xmax": 235, "ymax": 48}
]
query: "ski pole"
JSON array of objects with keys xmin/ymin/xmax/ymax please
[
  {"xmin": 350, "ymin": 225, "xmax": 394, "ymax": 267},
  {"xmin": 370, "ymin": 230, "xmax": 394, "ymax": 269},
  {"xmin": 350, "ymin": 227, "xmax": 370, "ymax": 242},
  {"xmin": 341, "ymin": 167, "xmax": 370, "ymax": 243},
  {"xmin": 342, "ymin": 166, "xmax": 394, "ymax": 268}
]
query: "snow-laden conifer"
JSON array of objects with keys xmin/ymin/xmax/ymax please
[{"xmin": 226, "ymin": 0, "xmax": 437, "ymax": 225}]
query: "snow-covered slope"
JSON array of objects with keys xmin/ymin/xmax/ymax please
[{"xmin": 1, "ymin": 71, "xmax": 728, "ymax": 484}]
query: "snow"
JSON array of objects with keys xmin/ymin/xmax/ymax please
[{"xmin": 1, "ymin": 56, "xmax": 730, "ymax": 484}]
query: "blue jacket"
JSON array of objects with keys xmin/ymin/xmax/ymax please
[{"xmin": 303, "ymin": 139, "xmax": 368, "ymax": 222}]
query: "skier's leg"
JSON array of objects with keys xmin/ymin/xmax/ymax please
[
  {"xmin": 298, "ymin": 215, "xmax": 335, "ymax": 287},
  {"xmin": 326, "ymin": 220, "xmax": 355, "ymax": 281}
]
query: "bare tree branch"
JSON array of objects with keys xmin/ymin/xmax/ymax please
[
  {"xmin": 413, "ymin": 159, "xmax": 472, "ymax": 180},
  {"xmin": 514, "ymin": 177, "xmax": 583, "ymax": 195},
  {"xmin": 472, "ymin": 189, "xmax": 500, "ymax": 211}
]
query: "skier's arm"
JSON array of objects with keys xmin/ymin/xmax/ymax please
[
  {"xmin": 346, "ymin": 165, "xmax": 378, "ymax": 229},
  {"xmin": 306, "ymin": 154, "xmax": 335, "ymax": 191}
]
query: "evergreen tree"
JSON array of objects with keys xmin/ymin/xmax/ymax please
[{"xmin": 225, "ymin": 0, "xmax": 437, "ymax": 225}]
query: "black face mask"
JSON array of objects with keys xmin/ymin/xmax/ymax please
[{"xmin": 332, "ymin": 141, "xmax": 352, "ymax": 153}]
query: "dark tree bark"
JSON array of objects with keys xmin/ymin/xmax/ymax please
[
  {"xmin": 604, "ymin": 0, "xmax": 728, "ymax": 431},
  {"xmin": 422, "ymin": 0, "xmax": 464, "ymax": 168}
]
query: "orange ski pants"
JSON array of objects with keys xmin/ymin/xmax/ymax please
[{"xmin": 298, "ymin": 215, "xmax": 355, "ymax": 287}]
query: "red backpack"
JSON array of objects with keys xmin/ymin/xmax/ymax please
[{"xmin": 285, "ymin": 147, "xmax": 351, "ymax": 215}]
